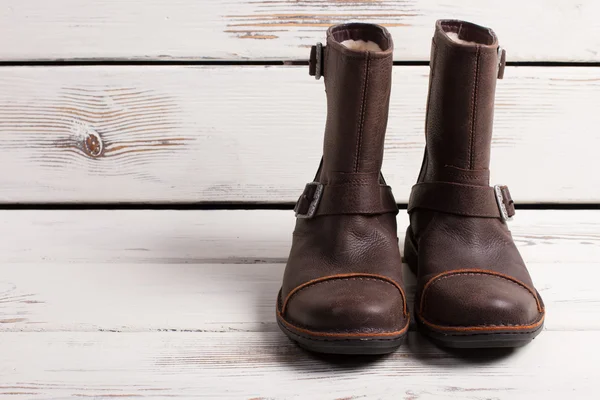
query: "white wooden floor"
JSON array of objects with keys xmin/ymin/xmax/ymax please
[{"xmin": 1, "ymin": 210, "xmax": 598, "ymax": 398}]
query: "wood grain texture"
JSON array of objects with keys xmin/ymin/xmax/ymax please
[
  {"xmin": 0, "ymin": 210, "xmax": 598, "ymax": 332},
  {"xmin": 1, "ymin": 331, "xmax": 598, "ymax": 399},
  {"xmin": 1, "ymin": 0, "xmax": 599, "ymax": 61},
  {"xmin": 1, "ymin": 66, "xmax": 599, "ymax": 203},
  {"xmin": 1, "ymin": 210, "xmax": 598, "ymax": 265},
  {"xmin": 0, "ymin": 210, "xmax": 597, "ymax": 398},
  {"xmin": 0, "ymin": 262, "xmax": 597, "ymax": 333}
]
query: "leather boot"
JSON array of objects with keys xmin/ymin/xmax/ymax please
[
  {"xmin": 276, "ymin": 23, "xmax": 410, "ymax": 355},
  {"xmin": 405, "ymin": 20, "xmax": 545, "ymax": 348}
]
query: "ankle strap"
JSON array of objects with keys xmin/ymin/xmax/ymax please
[
  {"xmin": 294, "ymin": 181, "xmax": 398, "ymax": 219},
  {"xmin": 407, "ymin": 182, "xmax": 515, "ymax": 221}
]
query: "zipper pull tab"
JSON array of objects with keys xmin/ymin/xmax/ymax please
[{"xmin": 497, "ymin": 46, "xmax": 506, "ymax": 79}]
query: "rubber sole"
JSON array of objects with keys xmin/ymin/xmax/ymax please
[
  {"xmin": 276, "ymin": 316, "xmax": 407, "ymax": 355},
  {"xmin": 404, "ymin": 226, "xmax": 544, "ymax": 349},
  {"xmin": 415, "ymin": 315, "xmax": 543, "ymax": 348}
]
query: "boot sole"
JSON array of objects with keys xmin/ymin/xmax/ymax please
[
  {"xmin": 404, "ymin": 227, "xmax": 544, "ymax": 349},
  {"xmin": 275, "ymin": 296, "xmax": 409, "ymax": 355},
  {"xmin": 414, "ymin": 314, "xmax": 543, "ymax": 348}
]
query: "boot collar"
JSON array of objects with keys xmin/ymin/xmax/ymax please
[{"xmin": 309, "ymin": 23, "xmax": 393, "ymax": 80}]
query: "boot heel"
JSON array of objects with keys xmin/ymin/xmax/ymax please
[{"xmin": 403, "ymin": 227, "xmax": 418, "ymax": 275}]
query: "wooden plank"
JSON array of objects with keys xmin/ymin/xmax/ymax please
[
  {"xmin": 0, "ymin": 210, "xmax": 598, "ymax": 332},
  {"xmin": 0, "ymin": 262, "xmax": 597, "ymax": 333},
  {"xmin": 1, "ymin": 66, "xmax": 599, "ymax": 203},
  {"xmin": 1, "ymin": 210, "xmax": 598, "ymax": 265},
  {"xmin": 0, "ymin": 331, "xmax": 598, "ymax": 399},
  {"xmin": 0, "ymin": 210, "xmax": 596, "ymax": 397},
  {"xmin": 2, "ymin": 1, "xmax": 599, "ymax": 61}
]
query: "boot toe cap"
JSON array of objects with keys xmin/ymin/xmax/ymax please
[
  {"xmin": 282, "ymin": 277, "xmax": 408, "ymax": 335},
  {"xmin": 419, "ymin": 271, "xmax": 543, "ymax": 330}
]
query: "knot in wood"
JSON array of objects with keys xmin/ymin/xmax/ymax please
[{"xmin": 84, "ymin": 131, "xmax": 104, "ymax": 158}]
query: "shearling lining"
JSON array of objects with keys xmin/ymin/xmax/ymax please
[
  {"xmin": 446, "ymin": 31, "xmax": 478, "ymax": 45},
  {"xmin": 341, "ymin": 39, "xmax": 382, "ymax": 52}
]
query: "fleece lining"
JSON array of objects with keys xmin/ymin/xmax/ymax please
[
  {"xmin": 341, "ymin": 39, "xmax": 382, "ymax": 52},
  {"xmin": 446, "ymin": 31, "xmax": 479, "ymax": 45}
]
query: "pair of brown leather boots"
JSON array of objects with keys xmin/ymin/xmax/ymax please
[{"xmin": 276, "ymin": 20, "xmax": 545, "ymax": 354}]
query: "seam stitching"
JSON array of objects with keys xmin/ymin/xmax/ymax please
[
  {"xmin": 417, "ymin": 313, "xmax": 545, "ymax": 333},
  {"xmin": 326, "ymin": 183, "xmax": 385, "ymax": 187},
  {"xmin": 355, "ymin": 52, "xmax": 370, "ymax": 172},
  {"xmin": 469, "ymin": 46, "xmax": 480, "ymax": 169},
  {"xmin": 453, "ymin": 174, "xmax": 483, "ymax": 180},
  {"xmin": 277, "ymin": 310, "xmax": 410, "ymax": 340}
]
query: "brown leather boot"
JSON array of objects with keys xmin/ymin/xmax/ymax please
[
  {"xmin": 405, "ymin": 20, "xmax": 545, "ymax": 348},
  {"xmin": 276, "ymin": 23, "xmax": 410, "ymax": 355}
]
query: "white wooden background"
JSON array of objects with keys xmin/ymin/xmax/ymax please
[
  {"xmin": 1, "ymin": 0, "xmax": 599, "ymax": 61},
  {"xmin": 1, "ymin": 0, "xmax": 599, "ymax": 398},
  {"xmin": 0, "ymin": 66, "xmax": 599, "ymax": 203}
]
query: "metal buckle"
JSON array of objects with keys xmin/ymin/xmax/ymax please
[
  {"xmin": 497, "ymin": 46, "xmax": 506, "ymax": 79},
  {"xmin": 294, "ymin": 182, "xmax": 324, "ymax": 219},
  {"xmin": 494, "ymin": 185, "xmax": 513, "ymax": 222},
  {"xmin": 314, "ymin": 42, "xmax": 323, "ymax": 80}
]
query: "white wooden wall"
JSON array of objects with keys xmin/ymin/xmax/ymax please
[
  {"xmin": 1, "ymin": 66, "xmax": 598, "ymax": 203},
  {"xmin": 1, "ymin": 1, "xmax": 599, "ymax": 399},
  {"xmin": 1, "ymin": 0, "xmax": 599, "ymax": 62},
  {"xmin": 0, "ymin": 1, "xmax": 598, "ymax": 204}
]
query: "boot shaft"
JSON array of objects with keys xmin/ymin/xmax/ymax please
[
  {"xmin": 312, "ymin": 24, "xmax": 394, "ymax": 181},
  {"xmin": 420, "ymin": 20, "xmax": 506, "ymax": 186}
]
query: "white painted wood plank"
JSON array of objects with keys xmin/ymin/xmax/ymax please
[
  {"xmin": 1, "ymin": 66, "xmax": 599, "ymax": 203},
  {"xmin": 0, "ymin": 262, "xmax": 597, "ymax": 333},
  {"xmin": 0, "ymin": 210, "xmax": 595, "ymax": 397},
  {"xmin": 0, "ymin": 210, "xmax": 598, "ymax": 332},
  {"xmin": 1, "ymin": 0, "xmax": 599, "ymax": 61},
  {"xmin": 0, "ymin": 210, "xmax": 598, "ymax": 265},
  {"xmin": 0, "ymin": 331, "xmax": 598, "ymax": 399}
]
